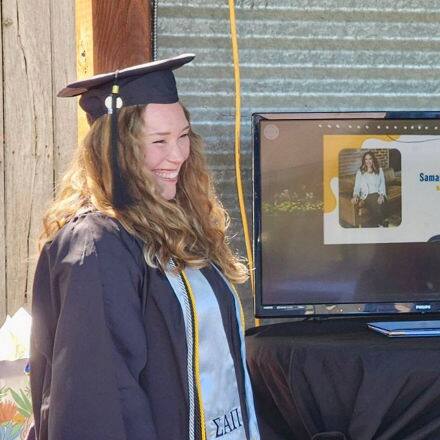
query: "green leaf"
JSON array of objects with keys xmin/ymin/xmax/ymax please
[
  {"xmin": 0, "ymin": 386, "xmax": 8, "ymax": 401},
  {"xmin": 9, "ymin": 389, "xmax": 25, "ymax": 407},
  {"xmin": 8, "ymin": 389, "xmax": 32, "ymax": 418},
  {"xmin": 18, "ymin": 390, "xmax": 32, "ymax": 416}
]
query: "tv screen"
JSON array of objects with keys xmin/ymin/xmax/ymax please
[{"xmin": 253, "ymin": 112, "xmax": 440, "ymax": 317}]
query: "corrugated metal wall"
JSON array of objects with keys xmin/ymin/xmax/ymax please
[{"xmin": 157, "ymin": 0, "xmax": 440, "ymax": 326}]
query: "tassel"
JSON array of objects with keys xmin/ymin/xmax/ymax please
[{"xmin": 109, "ymin": 78, "xmax": 130, "ymax": 209}]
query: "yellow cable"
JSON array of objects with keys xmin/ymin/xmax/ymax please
[{"xmin": 228, "ymin": 0, "xmax": 260, "ymax": 327}]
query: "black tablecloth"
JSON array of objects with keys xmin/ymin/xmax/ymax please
[{"xmin": 246, "ymin": 319, "xmax": 440, "ymax": 440}]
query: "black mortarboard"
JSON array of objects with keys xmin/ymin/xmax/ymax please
[{"xmin": 57, "ymin": 53, "xmax": 195, "ymax": 209}]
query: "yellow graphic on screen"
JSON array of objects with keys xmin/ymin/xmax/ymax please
[{"xmin": 323, "ymin": 135, "xmax": 398, "ymax": 214}]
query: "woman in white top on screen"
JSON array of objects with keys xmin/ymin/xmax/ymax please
[{"xmin": 351, "ymin": 150, "xmax": 387, "ymax": 227}]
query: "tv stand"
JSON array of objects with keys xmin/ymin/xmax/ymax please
[{"xmin": 246, "ymin": 319, "xmax": 440, "ymax": 439}]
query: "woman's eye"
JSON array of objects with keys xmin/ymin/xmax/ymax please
[
  {"xmin": 152, "ymin": 139, "xmax": 165, "ymax": 144},
  {"xmin": 180, "ymin": 133, "xmax": 189, "ymax": 139}
]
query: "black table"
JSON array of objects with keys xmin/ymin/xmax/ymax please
[{"xmin": 246, "ymin": 319, "xmax": 440, "ymax": 440}]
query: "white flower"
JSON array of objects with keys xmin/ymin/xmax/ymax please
[{"xmin": 0, "ymin": 309, "xmax": 32, "ymax": 361}]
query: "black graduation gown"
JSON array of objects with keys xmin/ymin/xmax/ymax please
[{"xmin": 30, "ymin": 210, "xmax": 251, "ymax": 440}]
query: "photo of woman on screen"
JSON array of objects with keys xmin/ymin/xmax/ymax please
[{"xmin": 350, "ymin": 150, "xmax": 386, "ymax": 227}]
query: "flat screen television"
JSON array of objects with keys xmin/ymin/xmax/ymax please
[{"xmin": 253, "ymin": 112, "xmax": 440, "ymax": 318}]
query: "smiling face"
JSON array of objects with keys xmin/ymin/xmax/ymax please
[
  {"xmin": 142, "ymin": 102, "xmax": 190, "ymax": 200},
  {"xmin": 364, "ymin": 153, "xmax": 373, "ymax": 170}
]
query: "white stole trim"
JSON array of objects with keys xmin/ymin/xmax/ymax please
[
  {"xmin": 211, "ymin": 266, "xmax": 261, "ymax": 440},
  {"xmin": 184, "ymin": 267, "xmax": 246, "ymax": 440}
]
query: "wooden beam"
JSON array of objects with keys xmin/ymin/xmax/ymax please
[
  {"xmin": 75, "ymin": 0, "xmax": 152, "ymax": 140},
  {"xmin": 92, "ymin": 0, "xmax": 152, "ymax": 74},
  {"xmin": 52, "ymin": 0, "xmax": 78, "ymax": 184},
  {"xmin": 0, "ymin": 0, "xmax": 6, "ymax": 324},
  {"xmin": 76, "ymin": 0, "xmax": 94, "ymax": 143},
  {"xmin": 3, "ymin": 0, "xmax": 54, "ymax": 316}
]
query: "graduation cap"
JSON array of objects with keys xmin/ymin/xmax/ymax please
[{"xmin": 58, "ymin": 53, "xmax": 195, "ymax": 209}]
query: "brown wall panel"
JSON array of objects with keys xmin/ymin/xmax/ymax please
[{"xmin": 92, "ymin": 0, "xmax": 152, "ymax": 73}]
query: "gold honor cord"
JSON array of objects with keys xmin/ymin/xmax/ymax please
[
  {"xmin": 228, "ymin": 0, "xmax": 260, "ymax": 327},
  {"xmin": 230, "ymin": 284, "xmax": 246, "ymax": 332},
  {"xmin": 181, "ymin": 270, "xmax": 207, "ymax": 440}
]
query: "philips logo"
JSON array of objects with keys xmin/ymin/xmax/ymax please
[{"xmin": 415, "ymin": 304, "xmax": 431, "ymax": 311}]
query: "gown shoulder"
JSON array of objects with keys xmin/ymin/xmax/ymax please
[{"xmin": 30, "ymin": 210, "xmax": 156, "ymax": 440}]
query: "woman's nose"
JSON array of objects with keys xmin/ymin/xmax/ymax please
[{"xmin": 167, "ymin": 143, "xmax": 186, "ymax": 163}]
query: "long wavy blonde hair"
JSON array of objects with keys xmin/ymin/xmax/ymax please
[{"xmin": 40, "ymin": 104, "xmax": 248, "ymax": 283}]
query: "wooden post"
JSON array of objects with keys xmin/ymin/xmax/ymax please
[
  {"xmin": 76, "ymin": 0, "xmax": 94, "ymax": 143},
  {"xmin": 0, "ymin": 0, "xmax": 76, "ymax": 321},
  {"xmin": 92, "ymin": 0, "xmax": 152, "ymax": 74},
  {"xmin": 52, "ymin": 0, "xmax": 78, "ymax": 184},
  {"xmin": 3, "ymin": 0, "xmax": 54, "ymax": 316},
  {"xmin": 76, "ymin": 0, "xmax": 152, "ymax": 142},
  {"xmin": 0, "ymin": 2, "xmax": 5, "ymax": 323}
]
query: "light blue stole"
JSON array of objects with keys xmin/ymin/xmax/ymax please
[{"xmin": 165, "ymin": 264, "xmax": 260, "ymax": 440}]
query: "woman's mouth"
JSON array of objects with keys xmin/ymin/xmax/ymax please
[{"xmin": 153, "ymin": 169, "xmax": 179, "ymax": 182}]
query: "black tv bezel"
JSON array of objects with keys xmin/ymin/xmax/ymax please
[{"xmin": 252, "ymin": 111, "xmax": 440, "ymax": 319}]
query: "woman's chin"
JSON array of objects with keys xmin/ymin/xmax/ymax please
[{"xmin": 159, "ymin": 182, "xmax": 177, "ymax": 200}]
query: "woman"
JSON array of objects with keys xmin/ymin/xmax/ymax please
[
  {"xmin": 29, "ymin": 54, "xmax": 260, "ymax": 440},
  {"xmin": 351, "ymin": 150, "xmax": 387, "ymax": 227}
]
